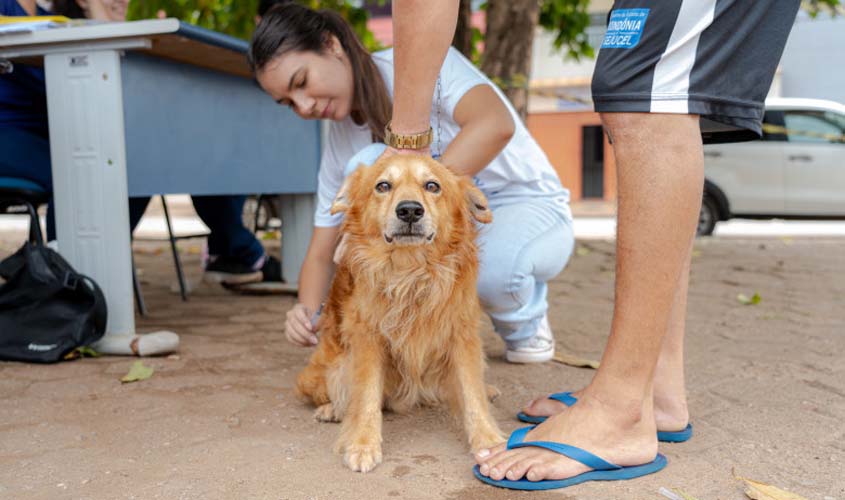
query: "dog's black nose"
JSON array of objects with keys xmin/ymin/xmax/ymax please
[{"xmin": 396, "ymin": 200, "xmax": 424, "ymax": 223}]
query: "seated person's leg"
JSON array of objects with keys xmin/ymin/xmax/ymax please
[
  {"xmin": 476, "ymin": 199, "xmax": 574, "ymax": 363},
  {"xmin": 0, "ymin": 126, "xmax": 54, "ymax": 236},
  {"xmin": 191, "ymin": 195, "xmax": 281, "ymax": 284},
  {"xmin": 1, "ymin": 126, "xmax": 150, "ymax": 241}
]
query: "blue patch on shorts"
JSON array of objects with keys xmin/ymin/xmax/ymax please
[{"xmin": 601, "ymin": 8, "xmax": 649, "ymax": 49}]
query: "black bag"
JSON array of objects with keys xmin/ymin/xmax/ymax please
[{"xmin": 0, "ymin": 202, "xmax": 107, "ymax": 363}]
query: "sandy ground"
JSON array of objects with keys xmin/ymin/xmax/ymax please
[{"xmin": 1, "ymin": 223, "xmax": 844, "ymax": 500}]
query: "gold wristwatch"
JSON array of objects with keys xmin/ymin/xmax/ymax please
[{"xmin": 384, "ymin": 121, "xmax": 433, "ymax": 150}]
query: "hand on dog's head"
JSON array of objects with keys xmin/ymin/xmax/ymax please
[{"xmin": 331, "ymin": 155, "xmax": 491, "ymax": 250}]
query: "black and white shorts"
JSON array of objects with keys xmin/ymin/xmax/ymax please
[{"xmin": 592, "ymin": 1, "xmax": 801, "ymax": 143}]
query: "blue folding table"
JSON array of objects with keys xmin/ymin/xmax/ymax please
[{"xmin": 1, "ymin": 19, "xmax": 320, "ymax": 337}]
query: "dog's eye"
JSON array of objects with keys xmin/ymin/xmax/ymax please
[
  {"xmin": 425, "ymin": 181, "xmax": 441, "ymax": 194},
  {"xmin": 375, "ymin": 181, "xmax": 391, "ymax": 193}
]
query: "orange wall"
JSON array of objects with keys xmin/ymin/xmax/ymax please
[{"xmin": 526, "ymin": 111, "xmax": 617, "ymax": 201}]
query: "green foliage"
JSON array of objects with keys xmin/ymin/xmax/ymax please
[
  {"xmin": 475, "ymin": 0, "xmax": 592, "ymax": 62},
  {"xmin": 803, "ymin": 0, "xmax": 843, "ymax": 16},
  {"xmin": 127, "ymin": 0, "xmax": 260, "ymax": 40},
  {"xmin": 538, "ymin": 0, "xmax": 593, "ymax": 61},
  {"xmin": 126, "ymin": 0, "xmax": 380, "ymax": 49}
]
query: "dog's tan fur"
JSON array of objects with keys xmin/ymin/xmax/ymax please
[{"xmin": 295, "ymin": 155, "xmax": 504, "ymax": 472}]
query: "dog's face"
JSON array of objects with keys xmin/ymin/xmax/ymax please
[{"xmin": 331, "ymin": 155, "xmax": 491, "ymax": 248}]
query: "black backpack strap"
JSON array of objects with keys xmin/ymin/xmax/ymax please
[
  {"xmin": 20, "ymin": 200, "xmax": 45, "ymax": 246},
  {"xmin": 78, "ymin": 274, "xmax": 108, "ymax": 339}
]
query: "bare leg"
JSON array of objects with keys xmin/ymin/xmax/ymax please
[
  {"xmin": 522, "ymin": 238, "xmax": 693, "ymax": 433},
  {"xmin": 653, "ymin": 237, "xmax": 692, "ymax": 431},
  {"xmin": 476, "ymin": 112, "xmax": 703, "ymax": 482}
]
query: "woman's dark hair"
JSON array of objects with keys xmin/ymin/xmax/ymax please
[
  {"xmin": 52, "ymin": 0, "xmax": 86, "ymax": 19},
  {"xmin": 249, "ymin": 3, "xmax": 390, "ymax": 142},
  {"xmin": 257, "ymin": 0, "xmax": 292, "ymax": 18}
]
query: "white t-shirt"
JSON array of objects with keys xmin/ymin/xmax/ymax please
[{"xmin": 314, "ymin": 47, "xmax": 571, "ymax": 227}]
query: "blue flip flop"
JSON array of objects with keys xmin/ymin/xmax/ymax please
[
  {"xmin": 517, "ymin": 392, "xmax": 694, "ymax": 443},
  {"xmin": 517, "ymin": 392, "xmax": 577, "ymax": 424},
  {"xmin": 473, "ymin": 426, "xmax": 668, "ymax": 491}
]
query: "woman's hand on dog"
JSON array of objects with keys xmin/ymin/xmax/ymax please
[{"xmin": 286, "ymin": 303, "xmax": 319, "ymax": 346}]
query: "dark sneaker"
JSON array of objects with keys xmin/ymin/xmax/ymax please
[
  {"xmin": 221, "ymin": 255, "xmax": 295, "ymax": 294},
  {"xmin": 260, "ymin": 255, "xmax": 284, "ymax": 283},
  {"xmin": 203, "ymin": 256, "xmax": 262, "ymax": 285}
]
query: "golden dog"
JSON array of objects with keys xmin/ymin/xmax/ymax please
[{"xmin": 296, "ymin": 154, "xmax": 504, "ymax": 472}]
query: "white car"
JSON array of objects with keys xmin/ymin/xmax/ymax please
[{"xmin": 699, "ymin": 98, "xmax": 845, "ymax": 235}]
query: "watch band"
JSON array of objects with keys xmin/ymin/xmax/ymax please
[{"xmin": 384, "ymin": 121, "xmax": 433, "ymax": 150}]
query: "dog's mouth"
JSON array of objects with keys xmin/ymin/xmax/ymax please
[{"xmin": 384, "ymin": 231, "xmax": 435, "ymax": 244}]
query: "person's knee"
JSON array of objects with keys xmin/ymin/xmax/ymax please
[
  {"xmin": 600, "ymin": 112, "xmax": 699, "ymax": 144},
  {"xmin": 477, "ymin": 265, "xmax": 533, "ymax": 313}
]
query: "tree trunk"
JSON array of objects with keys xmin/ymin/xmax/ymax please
[
  {"xmin": 481, "ymin": 0, "xmax": 539, "ymax": 121},
  {"xmin": 452, "ymin": 0, "xmax": 473, "ymax": 59}
]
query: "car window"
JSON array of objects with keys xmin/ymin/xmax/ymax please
[
  {"xmin": 783, "ymin": 110, "xmax": 845, "ymax": 144},
  {"xmin": 762, "ymin": 110, "xmax": 787, "ymax": 142},
  {"xmin": 824, "ymin": 111, "xmax": 845, "ymax": 137}
]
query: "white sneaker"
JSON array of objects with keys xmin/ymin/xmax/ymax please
[{"xmin": 505, "ymin": 315, "xmax": 555, "ymax": 364}]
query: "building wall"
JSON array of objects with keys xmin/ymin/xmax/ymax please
[
  {"xmin": 780, "ymin": 12, "xmax": 845, "ymax": 104},
  {"xmin": 526, "ymin": 111, "xmax": 617, "ymax": 201}
]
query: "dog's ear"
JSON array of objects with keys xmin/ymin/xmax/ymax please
[
  {"xmin": 330, "ymin": 166, "xmax": 365, "ymax": 215},
  {"xmin": 461, "ymin": 178, "xmax": 492, "ymax": 224}
]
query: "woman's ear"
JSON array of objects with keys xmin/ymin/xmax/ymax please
[
  {"xmin": 325, "ymin": 34, "xmax": 343, "ymax": 58},
  {"xmin": 460, "ymin": 178, "xmax": 492, "ymax": 224}
]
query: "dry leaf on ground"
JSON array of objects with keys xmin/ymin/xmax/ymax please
[
  {"xmin": 737, "ymin": 292, "xmax": 762, "ymax": 305},
  {"xmin": 734, "ymin": 470, "xmax": 808, "ymax": 500},
  {"xmin": 121, "ymin": 361, "xmax": 154, "ymax": 383},
  {"xmin": 552, "ymin": 352, "xmax": 599, "ymax": 369},
  {"xmin": 575, "ymin": 246, "xmax": 591, "ymax": 257}
]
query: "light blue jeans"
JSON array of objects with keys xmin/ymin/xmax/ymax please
[
  {"xmin": 478, "ymin": 197, "xmax": 573, "ymax": 342},
  {"xmin": 344, "ymin": 144, "xmax": 574, "ymax": 342}
]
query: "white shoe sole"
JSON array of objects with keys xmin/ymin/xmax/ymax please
[
  {"xmin": 203, "ymin": 270, "xmax": 262, "ymax": 285},
  {"xmin": 506, "ymin": 347, "xmax": 555, "ymax": 364}
]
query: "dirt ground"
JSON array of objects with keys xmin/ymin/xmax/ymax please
[{"xmin": 1, "ymin": 227, "xmax": 844, "ymax": 500}]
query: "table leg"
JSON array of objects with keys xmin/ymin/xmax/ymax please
[
  {"xmin": 44, "ymin": 50, "xmax": 135, "ymax": 336},
  {"xmin": 279, "ymin": 193, "xmax": 316, "ymax": 291}
]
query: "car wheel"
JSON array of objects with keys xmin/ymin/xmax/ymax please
[{"xmin": 697, "ymin": 195, "xmax": 718, "ymax": 236}]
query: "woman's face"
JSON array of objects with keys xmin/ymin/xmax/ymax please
[
  {"xmin": 256, "ymin": 36, "xmax": 354, "ymax": 122},
  {"xmin": 77, "ymin": 0, "xmax": 129, "ymax": 21}
]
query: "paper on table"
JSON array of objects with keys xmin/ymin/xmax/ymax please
[
  {"xmin": 0, "ymin": 15, "xmax": 81, "ymax": 36},
  {"xmin": 0, "ymin": 21, "xmax": 63, "ymax": 34},
  {"xmin": 0, "ymin": 15, "xmax": 71, "ymax": 24}
]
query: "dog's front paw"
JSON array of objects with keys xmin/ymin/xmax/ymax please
[
  {"xmin": 469, "ymin": 427, "xmax": 505, "ymax": 453},
  {"xmin": 342, "ymin": 443, "xmax": 383, "ymax": 473},
  {"xmin": 314, "ymin": 403, "xmax": 340, "ymax": 423}
]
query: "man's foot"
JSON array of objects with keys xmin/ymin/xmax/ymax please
[
  {"xmin": 505, "ymin": 315, "xmax": 555, "ymax": 364},
  {"xmin": 476, "ymin": 394, "xmax": 658, "ymax": 483},
  {"xmin": 521, "ymin": 389, "xmax": 690, "ymax": 434},
  {"xmin": 203, "ymin": 256, "xmax": 263, "ymax": 285}
]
